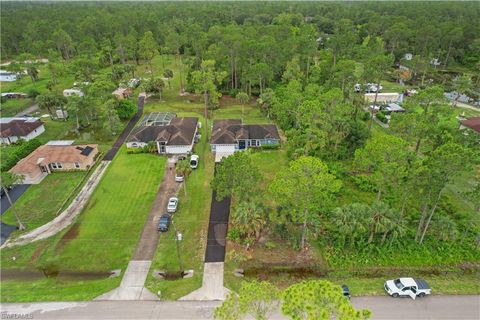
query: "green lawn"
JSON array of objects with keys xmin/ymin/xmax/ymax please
[
  {"xmin": 0, "ymin": 98, "xmax": 34, "ymax": 117},
  {"xmin": 2, "ymin": 172, "xmax": 86, "ymax": 230},
  {"xmin": 0, "ymin": 148, "xmax": 166, "ymax": 301}
]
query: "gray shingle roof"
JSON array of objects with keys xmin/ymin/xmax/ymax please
[
  {"xmin": 128, "ymin": 117, "xmax": 198, "ymax": 146},
  {"xmin": 210, "ymin": 119, "xmax": 280, "ymax": 144}
]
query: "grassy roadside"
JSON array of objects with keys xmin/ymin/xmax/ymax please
[{"xmin": 0, "ymin": 148, "xmax": 166, "ymax": 301}]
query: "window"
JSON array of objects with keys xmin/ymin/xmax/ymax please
[
  {"xmin": 74, "ymin": 162, "xmax": 80, "ymax": 169},
  {"xmin": 50, "ymin": 163, "xmax": 57, "ymax": 169},
  {"xmin": 56, "ymin": 162, "xmax": 63, "ymax": 169},
  {"xmin": 251, "ymin": 139, "xmax": 256, "ymax": 147}
]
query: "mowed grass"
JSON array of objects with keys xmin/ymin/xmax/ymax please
[
  {"xmin": 2, "ymin": 172, "xmax": 86, "ymax": 230},
  {"xmin": 0, "ymin": 98, "xmax": 34, "ymax": 117},
  {"xmin": 55, "ymin": 147, "xmax": 166, "ymax": 271},
  {"xmin": 0, "ymin": 148, "xmax": 166, "ymax": 301},
  {"xmin": 145, "ymin": 118, "xmax": 214, "ymax": 300}
]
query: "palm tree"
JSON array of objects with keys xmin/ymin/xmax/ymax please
[
  {"xmin": 232, "ymin": 200, "xmax": 266, "ymax": 242},
  {"xmin": 27, "ymin": 66, "xmax": 39, "ymax": 86},
  {"xmin": 1, "ymin": 172, "xmax": 25, "ymax": 230},
  {"xmin": 176, "ymin": 159, "xmax": 192, "ymax": 196}
]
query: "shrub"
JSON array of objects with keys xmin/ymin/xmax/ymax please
[
  {"xmin": 115, "ymin": 99, "xmax": 136, "ymax": 120},
  {"xmin": 260, "ymin": 144, "xmax": 280, "ymax": 150},
  {"xmin": 352, "ymin": 175, "xmax": 377, "ymax": 193},
  {"xmin": 27, "ymin": 88, "xmax": 40, "ymax": 98},
  {"xmin": 376, "ymin": 111, "xmax": 388, "ymax": 123},
  {"xmin": 1, "ymin": 139, "xmax": 42, "ymax": 172},
  {"xmin": 227, "ymin": 228, "xmax": 241, "ymax": 243}
]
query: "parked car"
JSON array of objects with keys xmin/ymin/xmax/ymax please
[
  {"xmin": 384, "ymin": 278, "xmax": 431, "ymax": 299},
  {"xmin": 341, "ymin": 285, "xmax": 351, "ymax": 300},
  {"xmin": 158, "ymin": 214, "xmax": 171, "ymax": 232},
  {"xmin": 167, "ymin": 197, "xmax": 179, "ymax": 213},
  {"xmin": 190, "ymin": 154, "xmax": 199, "ymax": 169},
  {"xmin": 175, "ymin": 173, "xmax": 184, "ymax": 182}
]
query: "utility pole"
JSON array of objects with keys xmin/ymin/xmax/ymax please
[{"xmin": 171, "ymin": 219, "xmax": 184, "ymax": 272}]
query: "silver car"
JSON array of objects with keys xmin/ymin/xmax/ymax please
[{"xmin": 167, "ymin": 197, "xmax": 179, "ymax": 213}]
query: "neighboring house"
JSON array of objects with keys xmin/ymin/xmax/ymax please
[
  {"xmin": 0, "ymin": 117, "xmax": 45, "ymax": 145},
  {"xmin": 0, "ymin": 70, "xmax": 17, "ymax": 82},
  {"xmin": 126, "ymin": 112, "xmax": 199, "ymax": 155},
  {"xmin": 9, "ymin": 141, "xmax": 98, "ymax": 184},
  {"xmin": 112, "ymin": 87, "xmax": 133, "ymax": 100},
  {"xmin": 210, "ymin": 119, "xmax": 280, "ymax": 154},
  {"xmin": 365, "ymin": 93, "xmax": 404, "ymax": 104},
  {"xmin": 63, "ymin": 89, "xmax": 84, "ymax": 97},
  {"xmin": 1, "ymin": 92, "xmax": 28, "ymax": 99},
  {"xmin": 460, "ymin": 117, "xmax": 480, "ymax": 134}
]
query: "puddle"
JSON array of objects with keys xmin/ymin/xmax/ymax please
[{"xmin": 1, "ymin": 268, "xmax": 111, "ymax": 281}]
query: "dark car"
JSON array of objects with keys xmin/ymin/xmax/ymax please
[
  {"xmin": 341, "ymin": 285, "xmax": 351, "ymax": 300},
  {"xmin": 158, "ymin": 214, "xmax": 171, "ymax": 232}
]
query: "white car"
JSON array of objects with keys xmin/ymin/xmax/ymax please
[
  {"xmin": 167, "ymin": 197, "xmax": 179, "ymax": 213},
  {"xmin": 190, "ymin": 155, "xmax": 199, "ymax": 169},
  {"xmin": 175, "ymin": 174, "xmax": 184, "ymax": 182},
  {"xmin": 384, "ymin": 278, "xmax": 431, "ymax": 299}
]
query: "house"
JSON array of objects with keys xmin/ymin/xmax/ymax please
[
  {"xmin": 0, "ymin": 117, "xmax": 45, "ymax": 144},
  {"xmin": 382, "ymin": 103, "xmax": 405, "ymax": 113},
  {"xmin": 210, "ymin": 119, "xmax": 280, "ymax": 155},
  {"xmin": 126, "ymin": 112, "xmax": 199, "ymax": 155},
  {"xmin": 365, "ymin": 93, "xmax": 403, "ymax": 104},
  {"xmin": 459, "ymin": 117, "xmax": 480, "ymax": 134},
  {"xmin": 1, "ymin": 92, "xmax": 28, "ymax": 99},
  {"xmin": 0, "ymin": 70, "xmax": 17, "ymax": 82},
  {"xmin": 112, "ymin": 87, "xmax": 133, "ymax": 100},
  {"xmin": 63, "ymin": 89, "xmax": 84, "ymax": 97},
  {"xmin": 9, "ymin": 141, "xmax": 99, "ymax": 184}
]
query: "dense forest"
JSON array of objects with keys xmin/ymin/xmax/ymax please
[{"xmin": 1, "ymin": 1, "xmax": 479, "ymax": 297}]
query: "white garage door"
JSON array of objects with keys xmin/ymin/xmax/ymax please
[{"xmin": 215, "ymin": 145, "xmax": 235, "ymax": 163}]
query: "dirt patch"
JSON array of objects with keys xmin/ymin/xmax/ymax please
[
  {"xmin": 30, "ymin": 244, "xmax": 46, "ymax": 263},
  {"xmin": 0, "ymin": 268, "xmax": 111, "ymax": 281},
  {"xmin": 55, "ymin": 223, "xmax": 80, "ymax": 253}
]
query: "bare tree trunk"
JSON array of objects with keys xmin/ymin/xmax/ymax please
[
  {"xmin": 419, "ymin": 191, "xmax": 442, "ymax": 244},
  {"xmin": 204, "ymin": 90, "xmax": 209, "ymax": 140},
  {"xmin": 444, "ymin": 40, "xmax": 452, "ymax": 68},
  {"xmin": 301, "ymin": 208, "xmax": 308, "ymax": 249},
  {"xmin": 415, "ymin": 137, "xmax": 422, "ymax": 154},
  {"xmin": 415, "ymin": 203, "xmax": 429, "ymax": 242},
  {"xmin": 368, "ymin": 82, "xmax": 380, "ymax": 130}
]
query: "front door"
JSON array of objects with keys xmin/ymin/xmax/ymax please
[{"xmin": 238, "ymin": 140, "xmax": 246, "ymax": 150}]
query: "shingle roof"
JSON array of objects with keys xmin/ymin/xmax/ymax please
[
  {"xmin": 10, "ymin": 144, "xmax": 98, "ymax": 174},
  {"xmin": 461, "ymin": 117, "xmax": 480, "ymax": 133},
  {"xmin": 210, "ymin": 120, "xmax": 280, "ymax": 144},
  {"xmin": 0, "ymin": 119, "xmax": 44, "ymax": 138},
  {"xmin": 128, "ymin": 117, "xmax": 198, "ymax": 146}
]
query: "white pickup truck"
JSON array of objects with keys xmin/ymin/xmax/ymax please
[{"xmin": 384, "ymin": 278, "xmax": 431, "ymax": 299}]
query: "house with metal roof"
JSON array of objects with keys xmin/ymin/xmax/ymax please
[{"xmin": 126, "ymin": 112, "xmax": 199, "ymax": 155}]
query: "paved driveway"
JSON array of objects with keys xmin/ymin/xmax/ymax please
[{"xmin": 1, "ymin": 184, "xmax": 30, "ymax": 215}]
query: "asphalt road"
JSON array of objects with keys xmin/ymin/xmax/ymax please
[
  {"xmin": 1, "ymin": 296, "xmax": 478, "ymax": 320},
  {"xmin": 103, "ymin": 95, "xmax": 144, "ymax": 161}
]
